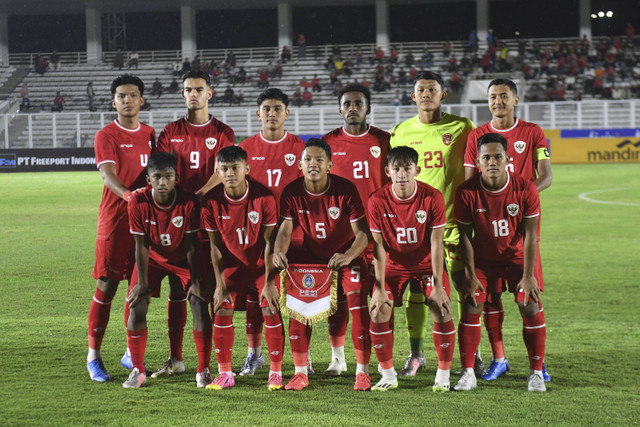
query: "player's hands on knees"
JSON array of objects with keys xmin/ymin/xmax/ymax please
[
  {"xmin": 213, "ymin": 285, "xmax": 231, "ymax": 313},
  {"xmin": 428, "ymin": 285, "xmax": 451, "ymax": 318},
  {"xmin": 516, "ymin": 275, "xmax": 540, "ymax": 306},
  {"xmin": 187, "ymin": 278, "xmax": 211, "ymax": 303},
  {"xmin": 466, "ymin": 275, "xmax": 485, "ymax": 307},
  {"xmin": 127, "ymin": 284, "xmax": 150, "ymax": 308},
  {"xmin": 272, "ymin": 252, "xmax": 289, "ymax": 270},
  {"xmin": 369, "ymin": 287, "xmax": 392, "ymax": 319},
  {"xmin": 327, "ymin": 252, "xmax": 351, "ymax": 270},
  {"xmin": 260, "ymin": 282, "xmax": 280, "ymax": 313}
]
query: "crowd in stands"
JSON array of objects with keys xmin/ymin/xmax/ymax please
[{"xmin": 23, "ymin": 27, "xmax": 640, "ymax": 112}]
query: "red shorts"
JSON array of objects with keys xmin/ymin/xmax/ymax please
[
  {"xmin": 129, "ymin": 257, "xmax": 191, "ymax": 298},
  {"xmin": 469, "ymin": 263, "xmax": 544, "ymax": 304},
  {"xmin": 92, "ymin": 224, "xmax": 134, "ymax": 281},
  {"xmin": 218, "ymin": 265, "xmax": 280, "ymax": 310},
  {"xmin": 384, "ymin": 263, "xmax": 450, "ymax": 307}
]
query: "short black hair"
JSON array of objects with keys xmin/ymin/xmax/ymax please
[
  {"xmin": 110, "ymin": 74, "xmax": 144, "ymax": 97},
  {"xmin": 387, "ymin": 146, "xmax": 418, "ymax": 167},
  {"xmin": 182, "ymin": 69, "xmax": 211, "ymax": 87},
  {"xmin": 257, "ymin": 88, "xmax": 289, "ymax": 108},
  {"xmin": 338, "ymin": 83, "xmax": 371, "ymax": 114},
  {"xmin": 147, "ymin": 151, "xmax": 177, "ymax": 173},
  {"xmin": 488, "ymin": 78, "xmax": 518, "ymax": 95},
  {"xmin": 217, "ymin": 146, "xmax": 247, "ymax": 164},
  {"xmin": 303, "ymin": 138, "xmax": 331, "ymax": 160},
  {"xmin": 413, "ymin": 71, "xmax": 445, "ymax": 89},
  {"xmin": 477, "ymin": 132, "xmax": 508, "ymax": 153}
]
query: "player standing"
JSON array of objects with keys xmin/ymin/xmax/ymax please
[
  {"xmin": 200, "ymin": 146, "xmax": 284, "ymax": 390},
  {"xmin": 389, "ymin": 71, "xmax": 477, "ymax": 376},
  {"xmin": 87, "ymin": 74, "xmax": 155, "ymax": 382},
  {"xmin": 321, "ymin": 83, "xmax": 390, "ymax": 376},
  {"xmin": 124, "ymin": 152, "xmax": 212, "ymax": 388},
  {"xmin": 368, "ymin": 147, "xmax": 455, "ymax": 392},
  {"xmin": 237, "ymin": 89, "xmax": 305, "ymax": 376},
  {"xmin": 149, "ymin": 70, "xmax": 235, "ymax": 379},
  {"xmin": 273, "ymin": 139, "xmax": 372, "ymax": 391},
  {"xmin": 453, "ymin": 133, "xmax": 547, "ymax": 393},
  {"xmin": 464, "ymin": 79, "xmax": 552, "ymax": 382}
]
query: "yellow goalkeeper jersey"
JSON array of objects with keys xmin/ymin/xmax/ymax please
[{"xmin": 390, "ymin": 112, "xmax": 475, "ymax": 228}]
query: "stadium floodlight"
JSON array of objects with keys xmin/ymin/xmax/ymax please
[
  {"xmin": 606, "ymin": 11, "xmax": 613, "ymax": 18},
  {"xmin": 598, "ymin": 11, "xmax": 605, "ymax": 17}
]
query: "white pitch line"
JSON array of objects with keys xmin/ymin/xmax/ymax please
[{"xmin": 578, "ymin": 188, "xmax": 640, "ymax": 207}]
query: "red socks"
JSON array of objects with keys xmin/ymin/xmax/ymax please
[
  {"xmin": 245, "ymin": 297, "xmax": 264, "ymax": 350},
  {"xmin": 88, "ymin": 287, "xmax": 114, "ymax": 350},
  {"xmin": 213, "ymin": 314, "xmax": 234, "ymax": 372},
  {"xmin": 458, "ymin": 312, "xmax": 482, "ymax": 369},
  {"xmin": 484, "ymin": 298, "xmax": 505, "ymax": 359},
  {"xmin": 346, "ymin": 292, "xmax": 371, "ymax": 365},
  {"xmin": 263, "ymin": 313, "xmax": 285, "ymax": 371},
  {"xmin": 167, "ymin": 297, "xmax": 187, "ymax": 361},
  {"xmin": 193, "ymin": 329, "xmax": 213, "ymax": 372},
  {"xmin": 522, "ymin": 307, "xmax": 546, "ymax": 371},
  {"xmin": 328, "ymin": 300, "xmax": 349, "ymax": 347},
  {"xmin": 289, "ymin": 319, "xmax": 311, "ymax": 368},
  {"xmin": 433, "ymin": 320, "xmax": 456, "ymax": 370},
  {"xmin": 127, "ymin": 328, "xmax": 148, "ymax": 371},
  {"xmin": 370, "ymin": 320, "xmax": 394, "ymax": 370}
]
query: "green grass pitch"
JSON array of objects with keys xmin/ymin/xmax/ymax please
[{"xmin": 0, "ymin": 163, "xmax": 639, "ymax": 426}]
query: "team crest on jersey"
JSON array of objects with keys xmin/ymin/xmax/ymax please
[
  {"xmin": 171, "ymin": 216, "xmax": 184, "ymax": 228},
  {"xmin": 514, "ymin": 140, "xmax": 526, "ymax": 154},
  {"xmin": 328, "ymin": 206, "xmax": 340, "ymax": 220},
  {"xmin": 205, "ymin": 137, "xmax": 217, "ymax": 150},
  {"xmin": 370, "ymin": 146, "xmax": 381, "ymax": 158},
  {"xmin": 442, "ymin": 133, "xmax": 453, "ymax": 146},
  {"xmin": 506, "ymin": 204, "xmax": 519, "ymax": 217},
  {"xmin": 303, "ymin": 274, "xmax": 315, "ymax": 289},
  {"xmin": 415, "ymin": 210, "xmax": 427, "ymax": 224},
  {"xmin": 248, "ymin": 211, "xmax": 260, "ymax": 225},
  {"xmin": 284, "ymin": 153, "xmax": 296, "ymax": 166}
]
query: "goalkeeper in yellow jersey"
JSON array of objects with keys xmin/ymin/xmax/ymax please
[{"xmin": 389, "ymin": 71, "xmax": 483, "ymax": 376}]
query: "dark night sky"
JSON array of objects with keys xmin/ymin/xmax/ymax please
[{"xmin": 6, "ymin": 1, "xmax": 636, "ymax": 53}]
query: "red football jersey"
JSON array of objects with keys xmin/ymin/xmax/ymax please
[
  {"xmin": 322, "ymin": 125, "xmax": 391, "ymax": 206},
  {"xmin": 128, "ymin": 186, "xmax": 200, "ymax": 264},
  {"xmin": 369, "ymin": 181, "xmax": 446, "ymax": 268},
  {"xmin": 280, "ymin": 175, "xmax": 365, "ymax": 261},
  {"xmin": 239, "ymin": 131, "xmax": 305, "ymax": 204},
  {"xmin": 156, "ymin": 115, "xmax": 235, "ymax": 193},
  {"xmin": 455, "ymin": 172, "xmax": 540, "ymax": 265},
  {"xmin": 201, "ymin": 179, "xmax": 278, "ymax": 270},
  {"xmin": 465, "ymin": 119, "xmax": 549, "ymax": 182},
  {"xmin": 94, "ymin": 120, "xmax": 155, "ymax": 239}
]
